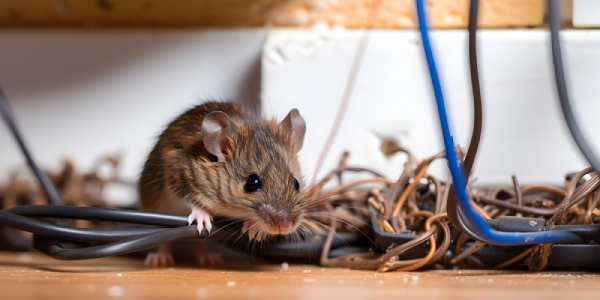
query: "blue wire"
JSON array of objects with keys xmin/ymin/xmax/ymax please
[{"xmin": 414, "ymin": 0, "xmax": 580, "ymax": 245}]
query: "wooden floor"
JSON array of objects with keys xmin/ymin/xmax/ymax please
[{"xmin": 1, "ymin": 252, "xmax": 600, "ymax": 299}]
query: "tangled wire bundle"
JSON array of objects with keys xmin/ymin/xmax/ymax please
[{"xmin": 304, "ymin": 138, "xmax": 600, "ymax": 272}]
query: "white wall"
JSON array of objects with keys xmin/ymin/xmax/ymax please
[
  {"xmin": 2, "ymin": 28, "xmax": 600, "ymax": 198},
  {"xmin": 0, "ymin": 29, "xmax": 266, "ymax": 186},
  {"xmin": 263, "ymin": 29, "xmax": 600, "ymax": 187}
]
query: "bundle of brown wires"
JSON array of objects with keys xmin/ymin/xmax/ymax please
[{"xmin": 302, "ymin": 139, "xmax": 600, "ymax": 272}]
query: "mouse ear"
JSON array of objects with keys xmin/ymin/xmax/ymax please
[
  {"xmin": 202, "ymin": 111, "xmax": 231, "ymax": 162},
  {"xmin": 279, "ymin": 108, "xmax": 306, "ymax": 151}
]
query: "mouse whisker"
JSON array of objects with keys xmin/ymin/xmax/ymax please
[
  {"xmin": 207, "ymin": 216, "xmax": 262, "ymax": 250},
  {"xmin": 215, "ymin": 221, "xmax": 252, "ymax": 254},
  {"xmin": 205, "ymin": 222, "xmax": 245, "ymax": 247},
  {"xmin": 234, "ymin": 217, "xmax": 262, "ymax": 255},
  {"xmin": 293, "ymin": 225, "xmax": 313, "ymax": 256}
]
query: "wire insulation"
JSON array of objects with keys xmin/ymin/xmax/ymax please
[
  {"xmin": 0, "ymin": 210, "xmax": 169, "ymax": 243},
  {"xmin": 547, "ymin": 0, "xmax": 600, "ymax": 175},
  {"xmin": 6, "ymin": 205, "xmax": 187, "ymax": 227}
]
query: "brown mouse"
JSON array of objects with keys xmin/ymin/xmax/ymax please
[{"xmin": 138, "ymin": 101, "xmax": 307, "ymax": 267}]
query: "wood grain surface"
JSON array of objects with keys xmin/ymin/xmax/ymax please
[{"xmin": 0, "ymin": 251, "xmax": 599, "ymax": 300}]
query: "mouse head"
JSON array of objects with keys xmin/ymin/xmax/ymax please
[{"xmin": 193, "ymin": 108, "xmax": 307, "ymax": 239}]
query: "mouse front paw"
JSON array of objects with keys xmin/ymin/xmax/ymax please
[{"xmin": 188, "ymin": 207, "xmax": 213, "ymax": 235}]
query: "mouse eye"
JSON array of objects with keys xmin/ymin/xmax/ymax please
[
  {"xmin": 292, "ymin": 177, "xmax": 300, "ymax": 191},
  {"xmin": 244, "ymin": 174, "xmax": 261, "ymax": 193}
]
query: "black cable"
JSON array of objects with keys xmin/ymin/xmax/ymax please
[
  {"xmin": 548, "ymin": 0, "xmax": 600, "ymax": 175},
  {"xmin": 6, "ymin": 205, "xmax": 187, "ymax": 227},
  {"xmin": 0, "ymin": 210, "xmax": 169, "ymax": 243},
  {"xmin": 463, "ymin": 0, "xmax": 483, "ymax": 177},
  {"xmin": 45, "ymin": 225, "xmax": 366, "ymax": 261},
  {"xmin": 1, "ymin": 205, "xmax": 366, "ymax": 260},
  {"xmin": 0, "ymin": 88, "xmax": 64, "ymax": 205},
  {"xmin": 47, "ymin": 225, "xmax": 202, "ymax": 260}
]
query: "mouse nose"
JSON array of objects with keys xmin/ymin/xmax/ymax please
[{"xmin": 261, "ymin": 204, "xmax": 292, "ymax": 233}]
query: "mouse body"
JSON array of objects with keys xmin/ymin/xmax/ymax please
[{"xmin": 138, "ymin": 101, "xmax": 307, "ymax": 267}]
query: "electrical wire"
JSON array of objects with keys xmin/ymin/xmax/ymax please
[
  {"xmin": 463, "ymin": 0, "xmax": 483, "ymax": 178},
  {"xmin": 46, "ymin": 226, "xmax": 200, "ymax": 260},
  {"xmin": 6, "ymin": 205, "xmax": 186, "ymax": 227},
  {"xmin": 445, "ymin": 0, "xmax": 488, "ymax": 243},
  {"xmin": 0, "ymin": 89, "xmax": 64, "ymax": 206},
  {"xmin": 547, "ymin": 0, "xmax": 600, "ymax": 175},
  {"xmin": 415, "ymin": 0, "xmax": 581, "ymax": 245},
  {"xmin": 0, "ymin": 210, "xmax": 170, "ymax": 243}
]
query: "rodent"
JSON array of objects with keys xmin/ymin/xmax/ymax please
[{"xmin": 138, "ymin": 101, "xmax": 307, "ymax": 266}]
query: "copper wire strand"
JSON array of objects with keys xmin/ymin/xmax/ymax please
[
  {"xmin": 439, "ymin": 182, "xmax": 450, "ymax": 214},
  {"xmin": 494, "ymin": 246, "xmax": 536, "ymax": 270},
  {"xmin": 427, "ymin": 175, "xmax": 443, "ymax": 214},
  {"xmin": 547, "ymin": 168, "xmax": 595, "ymax": 226},
  {"xmin": 453, "ymin": 232, "xmax": 472, "ymax": 255},
  {"xmin": 566, "ymin": 173, "xmax": 600, "ymax": 212},
  {"xmin": 512, "ymin": 175, "xmax": 523, "ymax": 207},
  {"xmin": 451, "ymin": 241, "xmax": 486, "ymax": 264},
  {"xmin": 383, "ymin": 157, "xmax": 418, "ymax": 220},
  {"xmin": 521, "ymin": 185, "xmax": 566, "ymax": 196},
  {"xmin": 320, "ymin": 218, "xmax": 439, "ymax": 271},
  {"xmin": 386, "ymin": 213, "xmax": 450, "ymax": 271},
  {"xmin": 391, "ymin": 151, "xmax": 446, "ymax": 219},
  {"xmin": 584, "ymin": 190, "xmax": 600, "ymax": 223},
  {"xmin": 391, "ymin": 166, "xmax": 428, "ymax": 220}
]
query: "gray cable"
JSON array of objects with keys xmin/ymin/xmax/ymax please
[{"xmin": 548, "ymin": 0, "xmax": 600, "ymax": 174}]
